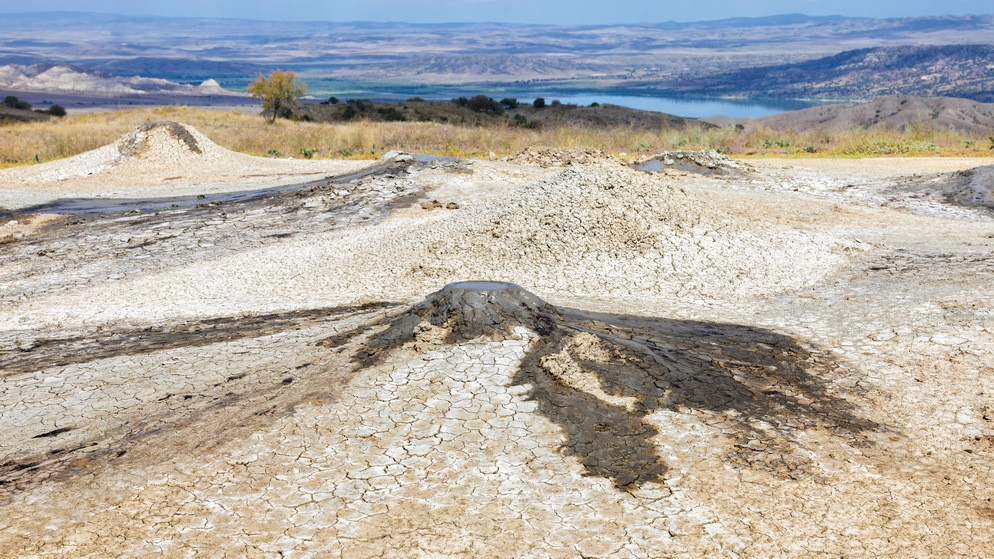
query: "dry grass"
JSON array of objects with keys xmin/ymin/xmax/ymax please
[{"xmin": 2, "ymin": 106, "xmax": 993, "ymax": 169}]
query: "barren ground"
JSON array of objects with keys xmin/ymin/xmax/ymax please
[{"xmin": 1, "ymin": 125, "xmax": 992, "ymax": 558}]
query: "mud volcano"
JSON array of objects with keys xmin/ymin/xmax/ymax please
[
  {"xmin": 325, "ymin": 281, "xmax": 880, "ymax": 489},
  {"xmin": 117, "ymin": 121, "xmax": 205, "ymax": 158},
  {"xmin": 391, "ymin": 281, "xmax": 560, "ymax": 341}
]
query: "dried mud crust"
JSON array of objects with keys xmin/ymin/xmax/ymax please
[
  {"xmin": 1, "ymin": 155, "xmax": 993, "ymax": 557},
  {"xmin": 1, "ymin": 276, "xmax": 988, "ymax": 557},
  {"xmin": 0, "ymin": 160, "xmax": 852, "ymax": 330}
]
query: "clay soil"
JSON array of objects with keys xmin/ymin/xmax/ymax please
[{"xmin": 1, "ymin": 125, "xmax": 992, "ymax": 558}]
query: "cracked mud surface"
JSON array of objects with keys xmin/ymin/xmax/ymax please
[{"xmin": 2, "ymin": 142, "xmax": 994, "ymax": 557}]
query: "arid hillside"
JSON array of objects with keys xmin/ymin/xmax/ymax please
[
  {"xmin": 665, "ymin": 45, "xmax": 994, "ymax": 101},
  {"xmin": 705, "ymin": 95, "xmax": 994, "ymax": 135}
]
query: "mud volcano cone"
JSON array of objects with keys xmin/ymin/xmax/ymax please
[
  {"xmin": 410, "ymin": 281, "xmax": 561, "ymax": 341},
  {"xmin": 116, "ymin": 121, "xmax": 209, "ymax": 160},
  {"xmin": 324, "ymin": 281, "xmax": 563, "ymax": 369}
]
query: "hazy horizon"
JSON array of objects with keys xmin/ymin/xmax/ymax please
[{"xmin": 1, "ymin": 1, "xmax": 991, "ymax": 25}]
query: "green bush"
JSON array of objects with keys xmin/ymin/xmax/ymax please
[
  {"xmin": 467, "ymin": 94, "xmax": 504, "ymax": 116},
  {"xmin": 500, "ymin": 97, "xmax": 519, "ymax": 109},
  {"xmin": 406, "ymin": 97, "xmax": 426, "ymax": 103},
  {"xmin": 512, "ymin": 113, "xmax": 539, "ymax": 129},
  {"xmin": 533, "ymin": 97, "xmax": 546, "ymax": 109},
  {"xmin": 376, "ymin": 107, "xmax": 407, "ymax": 121},
  {"xmin": 46, "ymin": 104, "xmax": 66, "ymax": 117},
  {"xmin": 3, "ymin": 95, "xmax": 31, "ymax": 111},
  {"xmin": 347, "ymin": 99, "xmax": 372, "ymax": 111},
  {"xmin": 452, "ymin": 96, "xmax": 469, "ymax": 107}
]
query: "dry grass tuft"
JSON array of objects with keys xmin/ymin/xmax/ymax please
[{"xmin": 2, "ymin": 106, "xmax": 993, "ymax": 169}]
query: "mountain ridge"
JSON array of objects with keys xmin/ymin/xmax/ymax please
[{"xmin": 661, "ymin": 45, "xmax": 994, "ymax": 102}]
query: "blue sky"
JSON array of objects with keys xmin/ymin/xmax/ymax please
[{"xmin": 2, "ymin": 0, "xmax": 991, "ymax": 24}]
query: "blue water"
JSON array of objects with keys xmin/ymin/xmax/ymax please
[{"xmin": 533, "ymin": 94, "xmax": 811, "ymax": 119}]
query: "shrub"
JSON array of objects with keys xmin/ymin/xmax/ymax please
[
  {"xmin": 533, "ymin": 97, "xmax": 546, "ymax": 109},
  {"xmin": 406, "ymin": 97, "xmax": 426, "ymax": 102},
  {"xmin": 347, "ymin": 99, "xmax": 373, "ymax": 111},
  {"xmin": 376, "ymin": 107, "xmax": 407, "ymax": 121},
  {"xmin": 589, "ymin": 102, "xmax": 600, "ymax": 107},
  {"xmin": 551, "ymin": 100, "xmax": 562, "ymax": 107},
  {"xmin": 3, "ymin": 95, "xmax": 31, "ymax": 111},
  {"xmin": 467, "ymin": 94, "xmax": 504, "ymax": 116},
  {"xmin": 512, "ymin": 113, "xmax": 539, "ymax": 129},
  {"xmin": 452, "ymin": 96, "xmax": 469, "ymax": 107},
  {"xmin": 301, "ymin": 148, "xmax": 314, "ymax": 158},
  {"xmin": 46, "ymin": 104, "xmax": 67, "ymax": 117},
  {"xmin": 500, "ymin": 97, "xmax": 519, "ymax": 109}
]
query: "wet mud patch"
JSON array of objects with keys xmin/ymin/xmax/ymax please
[
  {"xmin": 0, "ymin": 302, "xmax": 395, "ymax": 376},
  {"xmin": 325, "ymin": 283, "xmax": 882, "ymax": 489},
  {"xmin": 3, "ymin": 158, "xmax": 408, "ymax": 217},
  {"xmin": 888, "ymin": 165, "xmax": 994, "ymax": 216},
  {"xmin": 632, "ymin": 150, "xmax": 748, "ymax": 177}
]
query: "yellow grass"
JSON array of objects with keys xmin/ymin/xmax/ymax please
[{"xmin": 2, "ymin": 106, "xmax": 993, "ymax": 169}]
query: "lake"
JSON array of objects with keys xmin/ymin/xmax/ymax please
[
  {"xmin": 219, "ymin": 78, "xmax": 818, "ymax": 119},
  {"xmin": 528, "ymin": 93, "xmax": 815, "ymax": 119}
]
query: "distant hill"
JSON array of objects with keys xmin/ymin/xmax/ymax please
[
  {"xmin": 704, "ymin": 95, "xmax": 994, "ymax": 134},
  {"xmin": 0, "ymin": 64, "xmax": 243, "ymax": 97},
  {"xmin": 4, "ymin": 12, "xmax": 994, "ymax": 91},
  {"xmin": 89, "ymin": 58, "xmax": 263, "ymax": 79},
  {"xmin": 664, "ymin": 45, "xmax": 994, "ymax": 102}
]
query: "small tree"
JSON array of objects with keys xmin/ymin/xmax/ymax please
[
  {"xmin": 3, "ymin": 95, "xmax": 31, "ymax": 111},
  {"xmin": 247, "ymin": 70, "xmax": 307, "ymax": 123},
  {"xmin": 46, "ymin": 104, "xmax": 66, "ymax": 117},
  {"xmin": 533, "ymin": 97, "xmax": 546, "ymax": 109}
]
